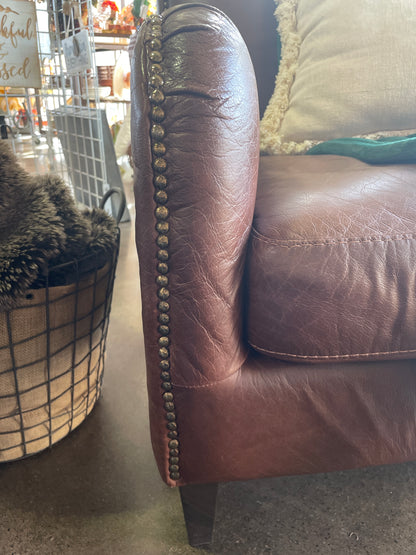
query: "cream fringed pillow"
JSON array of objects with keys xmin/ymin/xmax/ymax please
[{"xmin": 260, "ymin": 0, "xmax": 416, "ymax": 155}]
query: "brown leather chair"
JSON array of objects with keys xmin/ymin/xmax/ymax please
[{"xmin": 132, "ymin": 1, "xmax": 416, "ymax": 547}]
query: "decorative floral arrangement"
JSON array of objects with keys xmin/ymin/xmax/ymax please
[
  {"xmin": 102, "ymin": 0, "xmax": 119, "ymax": 13},
  {"xmin": 103, "ymin": 0, "xmax": 118, "ymax": 25},
  {"xmin": 93, "ymin": 0, "xmax": 122, "ymax": 31},
  {"xmin": 92, "ymin": 0, "xmax": 155, "ymax": 32},
  {"xmin": 117, "ymin": 4, "xmax": 135, "ymax": 26}
]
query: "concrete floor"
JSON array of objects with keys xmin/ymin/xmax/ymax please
[{"xmin": 2, "ymin": 181, "xmax": 416, "ymax": 554}]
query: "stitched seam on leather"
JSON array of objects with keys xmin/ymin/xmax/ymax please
[
  {"xmin": 251, "ymin": 227, "xmax": 416, "ymax": 248},
  {"xmin": 249, "ymin": 341, "xmax": 416, "ymax": 360}
]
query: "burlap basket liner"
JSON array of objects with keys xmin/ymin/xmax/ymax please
[{"xmin": 0, "ymin": 262, "xmax": 113, "ymax": 462}]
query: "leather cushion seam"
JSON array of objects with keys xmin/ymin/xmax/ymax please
[
  {"xmin": 251, "ymin": 227, "xmax": 416, "ymax": 248},
  {"xmin": 249, "ymin": 341, "xmax": 416, "ymax": 360}
]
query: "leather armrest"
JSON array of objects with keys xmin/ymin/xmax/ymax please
[
  {"xmin": 158, "ymin": 0, "xmax": 279, "ymax": 116},
  {"xmin": 131, "ymin": 4, "xmax": 259, "ymax": 389}
]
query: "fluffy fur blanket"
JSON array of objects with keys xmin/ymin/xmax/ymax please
[{"xmin": 0, "ymin": 142, "xmax": 118, "ymax": 311}]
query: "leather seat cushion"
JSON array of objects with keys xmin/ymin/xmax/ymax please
[{"xmin": 247, "ymin": 155, "xmax": 416, "ymax": 363}]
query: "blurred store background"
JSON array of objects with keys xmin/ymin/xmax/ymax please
[{"xmin": 0, "ymin": 0, "xmax": 157, "ymax": 218}]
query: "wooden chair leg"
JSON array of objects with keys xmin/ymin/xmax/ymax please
[{"xmin": 179, "ymin": 482, "xmax": 218, "ymax": 548}]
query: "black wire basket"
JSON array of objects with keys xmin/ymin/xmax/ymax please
[{"xmin": 0, "ymin": 189, "xmax": 124, "ymax": 462}]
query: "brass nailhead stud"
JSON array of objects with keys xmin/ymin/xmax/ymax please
[
  {"xmin": 158, "ymin": 289, "xmax": 170, "ymax": 302},
  {"xmin": 158, "ymin": 313, "xmax": 170, "ymax": 324},
  {"xmin": 150, "ymin": 88, "xmax": 165, "ymax": 105},
  {"xmin": 156, "ymin": 275, "xmax": 169, "ymax": 286},
  {"xmin": 150, "ymin": 63, "xmax": 163, "ymax": 74},
  {"xmin": 151, "ymin": 107, "xmax": 165, "ymax": 123},
  {"xmin": 158, "ymin": 335, "xmax": 170, "ymax": 347},
  {"xmin": 158, "ymin": 300, "xmax": 170, "ymax": 312},
  {"xmin": 169, "ymin": 465, "xmax": 179, "ymax": 472},
  {"xmin": 159, "ymin": 337, "xmax": 170, "ymax": 349},
  {"xmin": 163, "ymin": 392, "xmax": 174, "ymax": 402},
  {"xmin": 167, "ymin": 421, "xmax": 177, "ymax": 430},
  {"xmin": 169, "ymin": 440, "xmax": 179, "ymax": 449},
  {"xmin": 155, "ymin": 190, "xmax": 168, "ymax": 204},
  {"xmin": 170, "ymin": 472, "xmax": 180, "ymax": 480},
  {"xmin": 158, "ymin": 324, "xmax": 170, "ymax": 335},
  {"xmin": 150, "ymin": 72, "xmax": 164, "ymax": 87},
  {"xmin": 170, "ymin": 456, "xmax": 179, "ymax": 465},
  {"xmin": 153, "ymin": 142, "xmax": 166, "ymax": 156},
  {"xmin": 168, "ymin": 431, "xmax": 178, "ymax": 439},
  {"xmin": 153, "ymin": 158, "xmax": 167, "ymax": 173},
  {"xmin": 156, "ymin": 222, "xmax": 169, "ymax": 235},
  {"xmin": 155, "ymin": 206, "xmax": 169, "ymax": 220},
  {"xmin": 149, "ymin": 26, "xmax": 162, "ymax": 37},
  {"xmin": 165, "ymin": 402, "xmax": 175, "ymax": 411},
  {"xmin": 154, "ymin": 175, "xmax": 168, "ymax": 189},
  {"xmin": 151, "ymin": 124, "xmax": 165, "ymax": 140},
  {"xmin": 150, "ymin": 38, "xmax": 162, "ymax": 51},
  {"xmin": 170, "ymin": 448, "xmax": 179, "ymax": 456},
  {"xmin": 157, "ymin": 262, "xmax": 169, "ymax": 275},
  {"xmin": 156, "ymin": 234, "xmax": 169, "ymax": 248},
  {"xmin": 159, "ymin": 359, "xmax": 170, "ymax": 371},
  {"xmin": 158, "ymin": 290, "xmax": 170, "ymax": 303},
  {"xmin": 159, "ymin": 347, "xmax": 169, "ymax": 359},
  {"xmin": 166, "ymin": 412, "xmax": 176, "ymax": 421},
  {"xmin": 158, "ymin": 288, "xmax": 170, "ymax": 301},
  {"xmin": 160, "ymin": 371, "xmax": 171, "ymax": 381},
  {"xmin": 157, "ymin": 249, "xmax": 169, "ymax": 261},
  {"xmin": 162, "ymin": 382, "xmax": 172, "ymax": 391}
]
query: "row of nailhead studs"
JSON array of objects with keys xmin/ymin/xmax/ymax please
[{"xmin": 147, "ymin": 14, "xmax": 180, "ymax": 482}]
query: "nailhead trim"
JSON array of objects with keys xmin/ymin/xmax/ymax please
[{"xmin": 146, "ymin": 14, "xmax": 180, "ymax": 482}]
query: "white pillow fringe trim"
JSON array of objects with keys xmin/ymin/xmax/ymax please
[
  {"xmin": 260, "ymin": 0, "xmax": 416, "ymax": 156},
  {"xmin": 260, "ymin": 0, "xmax": 314, "ymax": 155}
]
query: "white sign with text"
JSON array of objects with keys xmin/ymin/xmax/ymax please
[{"xmin": 0, "ymin": 0, "xmax": 41, "ymax": 88}]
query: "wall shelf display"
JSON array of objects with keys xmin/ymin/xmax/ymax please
[{"xmin": 93, "ymin": 33, "xmax": 130, "ymax": 50}]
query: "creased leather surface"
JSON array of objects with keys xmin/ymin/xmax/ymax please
[
  {"xmin": 132, "ymin": 4, "xmax": 259, "ymax": 484},
  {"xmin": 248, "ymin": 155, "xmax": 416, "ymax": 362}
]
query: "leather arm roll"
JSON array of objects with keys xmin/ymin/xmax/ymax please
[
  {"xmin": 131, "ymin": 4, "xmax": 259, "ymax": 391},
  {"xmin": 158, "ymin": 0, "xmax": 279, "ymax": 116}
]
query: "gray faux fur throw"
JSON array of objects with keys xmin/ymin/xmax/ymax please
[{"xmin": 0, "ymin": 141, "xmax": 118, "ymax": 311}]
